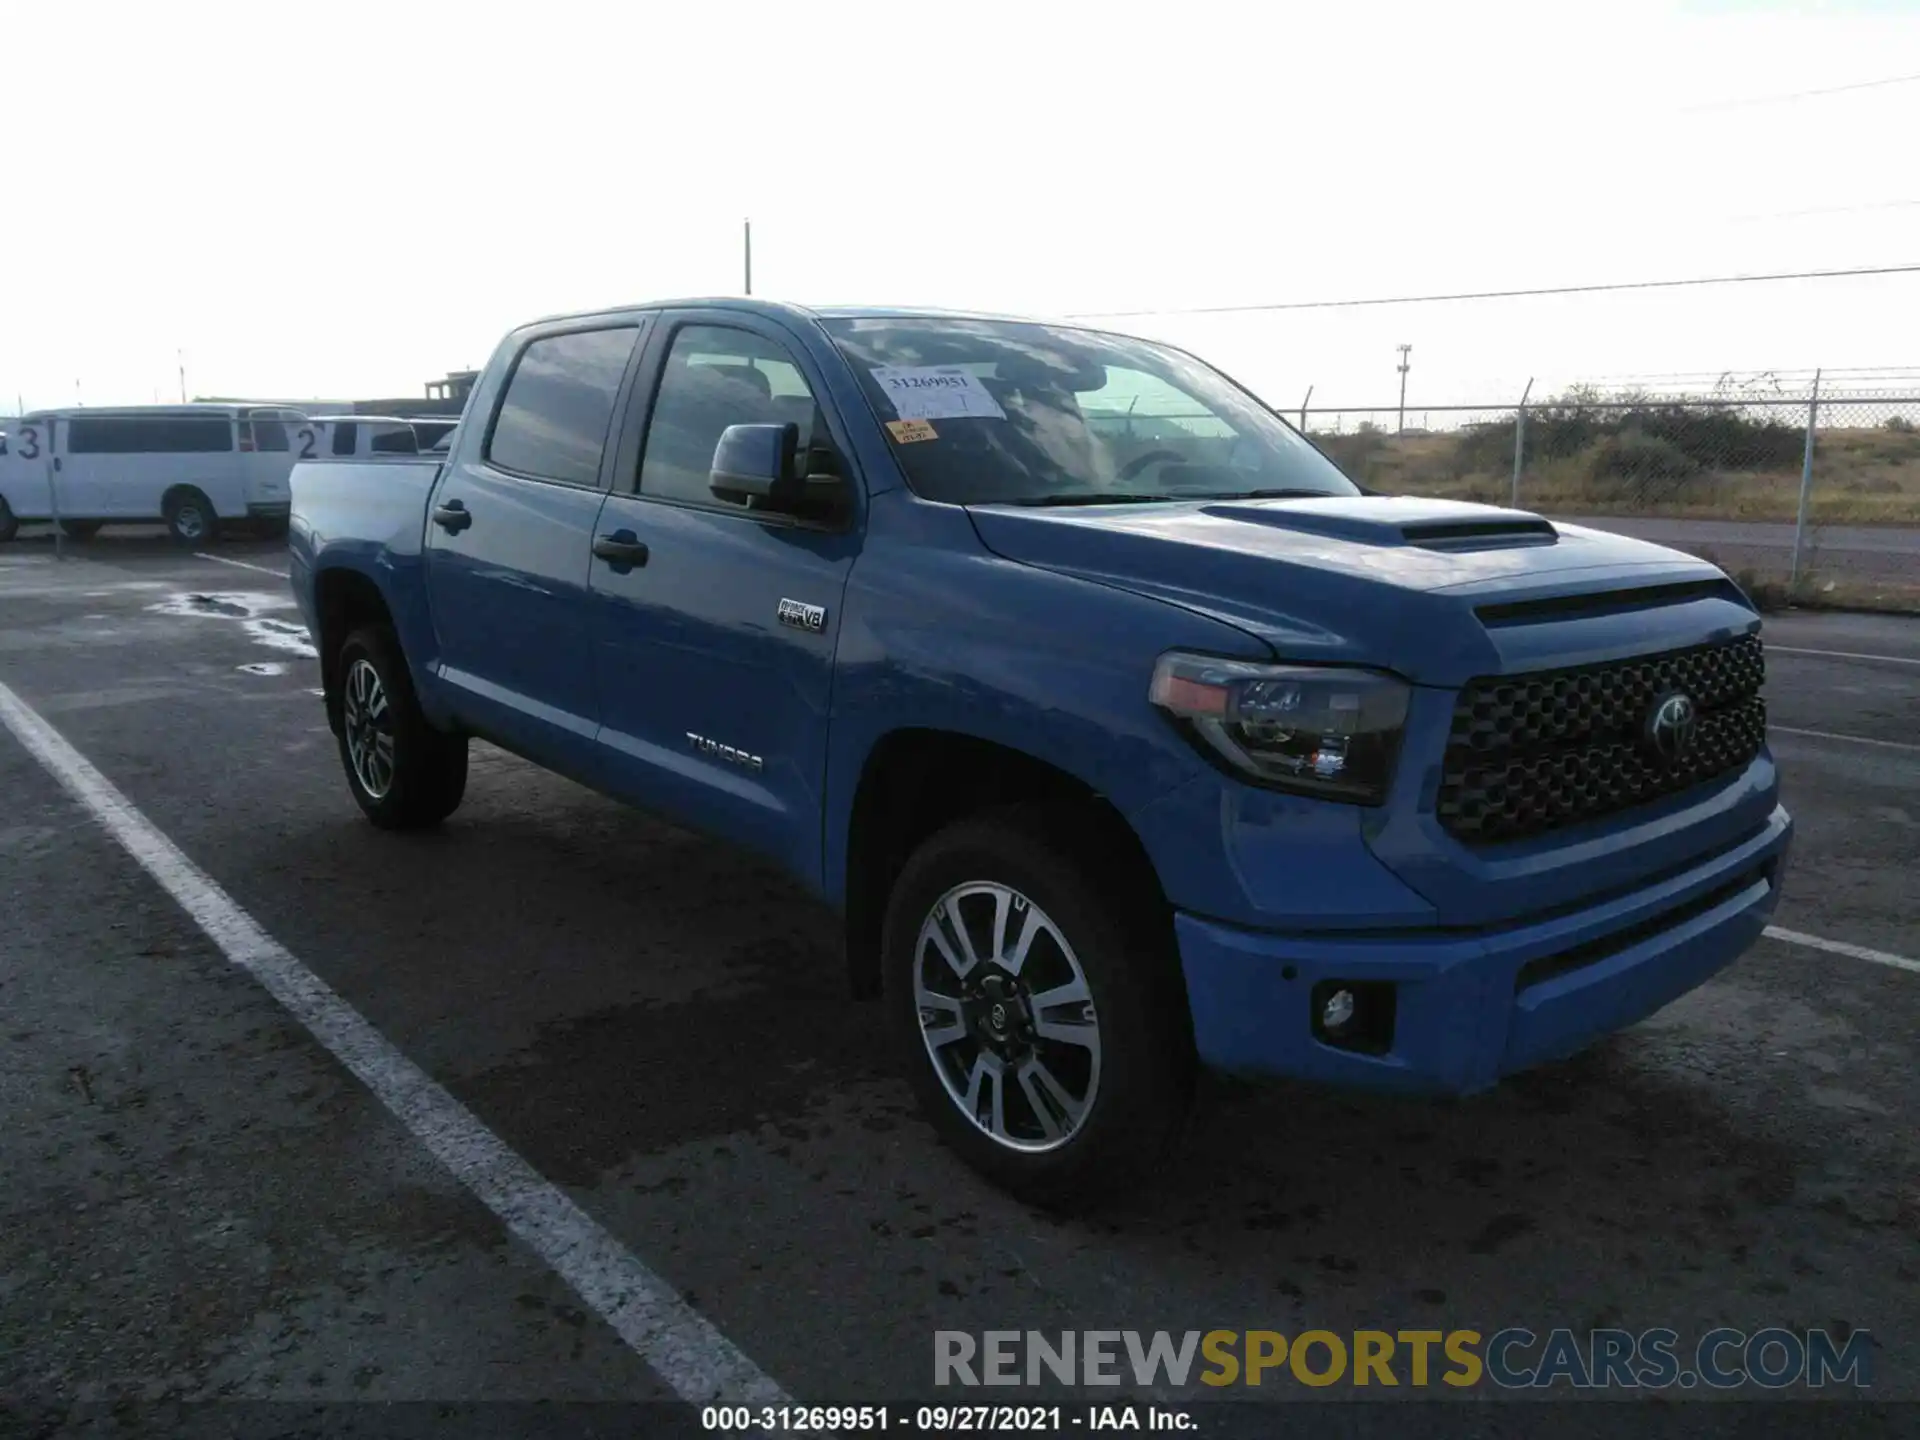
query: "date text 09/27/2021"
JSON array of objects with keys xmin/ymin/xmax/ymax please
[{"xmin": 701, "ymin": 1406, "xmax": 1188, "ymax": 1433}]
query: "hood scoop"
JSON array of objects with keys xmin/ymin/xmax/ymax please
[
  {"xmin": 1200, "ymin": 496, "xmax": 1559, "ymax": 552},
  {"xmin": 1400, "ymin": 516, "xmax": 1558, "ymax": 551}
]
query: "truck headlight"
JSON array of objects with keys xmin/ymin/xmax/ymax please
[{"xmin": 1149, "ymin": 653, "xmax": 1411, "ymax": 803}]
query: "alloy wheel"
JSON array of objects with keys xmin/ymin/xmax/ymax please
[
  {"xmin": 912, "ymin": 881, "xmax": 1102, "ymax": 1153},
  {"xmin": 342, "ymin": 657, "xmax": 395, "ymax": 799}
]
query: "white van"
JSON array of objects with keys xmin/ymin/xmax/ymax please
[
  {"xmin": 301, "ymin": 415, "xmax": 428, "ymax": 460},
  {"xmin": 0, "ymin": 404, "xmax": 309, "ymax": 543},
  {"xmin": 411, "ymin": 418, "xmax": 459, "ymax": 451},
  {"xmin": 299, "ymin": 415, "xmax": 462, "ymax": 458}
]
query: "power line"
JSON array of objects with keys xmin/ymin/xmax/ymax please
[
  {"xmin": 1067, "ymin": 262, "xmax": 1920, "ymax": 321},
  {"xmin": 1731, "ymin": 198, "xmax": 1920, "ymax": 223},
  {"xmin": 1588, "ymin": 365, "xmax": 1920, "ymax": 382},
  {"xmin": 1680, "ymin": 71, "xmax": 1920, "ymax": 114}
]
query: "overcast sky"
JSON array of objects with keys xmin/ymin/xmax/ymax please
[{"xmin": 2, "ymin": 0, "xmax": 1915, "ymax": 415}]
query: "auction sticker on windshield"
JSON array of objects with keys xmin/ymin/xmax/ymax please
[
  {"xmin": 870, "ymin": 365, "xmax": 1007, "ymax": 420},
  {"xmin": 886, "ymin": 419, "xmax": 940, "ymax": 444}
]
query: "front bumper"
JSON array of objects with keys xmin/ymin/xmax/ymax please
[{"xmin": 1175, "ymin": 803, "xmax": 1791, "ymax": 1093}]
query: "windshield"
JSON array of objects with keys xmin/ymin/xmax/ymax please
[{"xmin": 822, "ymin": 316, "xmax": 1358, "ymax": 507}]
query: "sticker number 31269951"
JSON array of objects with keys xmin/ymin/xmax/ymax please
[{"xmin": 869, "ymin": 366, "xmax": 1008, "ymax": 421}]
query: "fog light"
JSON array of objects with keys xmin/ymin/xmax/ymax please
[
  {"xmin": 1309, "ymin": 978, "xmax": 1398, "ymax": 1055},
  {"xmin": 1321, "ymin": 987, "xmax": 1357, "ymax": 1033}
]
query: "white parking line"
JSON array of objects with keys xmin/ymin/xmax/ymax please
[
  {"xmin": 1772, "ymin": 725, "xmax": 1920, "ymax": 754},
  {"xmin": 1768, "ymin": 645, "xmax": 1920, "ymax": 668},
  {"xmin": 194, "ymin": 552, "xmax": 291, "ymax": 579},
  {"xmin": 0, "ymin": 679, "xmax": 788, "ymax": 1409},
  {"xmin": 1765, "ymin": 926, "xmax": 1920, "ymax": 976}
]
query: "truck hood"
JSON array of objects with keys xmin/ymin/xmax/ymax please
[{"xmin": 965, "ymin": 495, "xmax": 1749, "ymax": 687}]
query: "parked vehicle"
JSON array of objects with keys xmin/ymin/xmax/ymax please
[
  {"xmin": 290, "ymin": 416, "xmax": 459, "ymax": 462},
  {"xmin": 290, "ymin": 300, "xmax": 1792, "ymax": 1207},
  {"xmin": 411, "ymin": 418, "xmax": 459, "ymax": 450},
  {"xmin": 300, "ymin": 416, "xmax": 429, "ymax": 460},
  {"xmin": 0, "ymin": 404, "xmax": 308, "ymax": 543}
]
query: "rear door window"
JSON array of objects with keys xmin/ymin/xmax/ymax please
[
  {"xmin": 485, "ymin": 327, "xmax": 639, "ymax": 486},
  {"xmin": 248, "ymin": 413, "xmax": 291, "ymax": 451},
  {"xmin": 370, "ymin": 427, "xmax": 418, "ymax": 455}
]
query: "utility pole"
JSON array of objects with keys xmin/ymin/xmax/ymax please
[
  {"xmin": 743, "ymin": 219, "xmax": 753, "ymax": 296},
  {"xmin": 178, "ymin": 349, "xmax": 187, "ymax": 402},
  {"xmin": 1790, "ymin": 368, "xmax": 1823, "ymax": 592},
  {"xmin": 1511, "ymin": 377, "xmax": 1534, "ymax": 508},
  {"xmin": 1395, "ymin": 345, "xmax": 1412, "ymax": 434}
]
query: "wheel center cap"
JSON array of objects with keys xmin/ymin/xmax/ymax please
[{"xmin": 969, "ymin": 976, "xmax": 1029, "ymax": 1049}]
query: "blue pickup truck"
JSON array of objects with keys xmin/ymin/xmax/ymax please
[{"xmin": 290, "ymin": 299, "xmax": 1792, "ymax": 1206}]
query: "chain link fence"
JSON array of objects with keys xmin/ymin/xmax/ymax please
[{"xmin": 1297, "ymin": 380, "xmax": 1920, "ymax": 609}]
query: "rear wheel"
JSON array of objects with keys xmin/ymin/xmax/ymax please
[
  {"xmin": 0, "ymin": 496, "xmax": 16, "ymax": 543},
  {"xmin": 163, "ymin": 488, "xmax": 218, "ymax": 545},
  {"xmin": 883, "ymin": 806, "xmax": 1194, "ymax": 1210},
  {"xmin": 335, "ymin": 624, "xmax": 468, "ymax": 829}
]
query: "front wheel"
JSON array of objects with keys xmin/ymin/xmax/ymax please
[
  {"xmin": 335, "ymin": 625, "xmax": 468, "ymax": 829},
  {"xmin": 883, "ymin": 807, "xmax": 1194, "ymax": 1210}
]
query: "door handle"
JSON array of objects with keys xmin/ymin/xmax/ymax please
[
  {"xmin": 592, "ymin": 532, "xmax": 649, "ymax": 568},
  {"xmin": 432, "ymin": 499, "xmax": 472, "ymax": 534}
]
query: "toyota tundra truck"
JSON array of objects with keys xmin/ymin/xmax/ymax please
[{"xmin": 288, "ymin": 299, "xmax": 1792, "ymax": 1207}]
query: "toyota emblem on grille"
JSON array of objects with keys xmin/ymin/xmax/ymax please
[{"xmin": 1645, "ymin": 691, "xmax": 1698, "ymax": 763}]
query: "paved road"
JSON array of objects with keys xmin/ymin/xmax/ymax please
[
  {"xmin": 1552, "ymin": 516, "xmax": 1920, "ymax": 556},
  {"xmin": 1551, "ymin": 515, "xmax": 1920, "ymax": 586},
  {"xmin": 1, "ymin": 535, "xmax": 1915, "ymax": 1435}
]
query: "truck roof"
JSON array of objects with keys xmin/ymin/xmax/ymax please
[
  {"xmin": 18, "ymin": 403, "xmax": 301, "ymax": 422},
  {"xmin": 519, "ymin": 297, "xmax": 1062, "ymax": 331}
]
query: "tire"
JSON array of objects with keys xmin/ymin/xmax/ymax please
[
  {"xmin": 335, "ymin": 624, "xmax": 468, "ymax": 830},
  {"xmin": 882, "ymin": 805, "xmax": 1194, "ymax": 1211},
  {"xmin": 162, "ymin": 488, "xmax": 219, "ymax": 545},
  {"xmin": 0, "ymin": 496, "xmax": 17, "ymax": 543},
  {"xmin": 57, "ymin": 520, "xmax": 102, "ymax": 541}
]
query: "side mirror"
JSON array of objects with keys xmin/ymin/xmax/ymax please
[{"xmin": 710, "ymin": 422, "xmax": 801, "ymax": 505}]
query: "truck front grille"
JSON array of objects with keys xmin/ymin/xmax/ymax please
[{"xmin": 1437, "ymin": 633, "xmax": 1767, "ymax": 844}]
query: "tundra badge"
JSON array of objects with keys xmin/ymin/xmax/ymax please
[
  {"xmin": 686, "ymin": 733, "xmax": 764, "ymax": 772},
  {"xmin": 777, "ymin": 598, "xmax": 828, "ymax": 633}
]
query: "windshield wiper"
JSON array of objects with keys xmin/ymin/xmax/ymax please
[
  {"xmin": 998, "ymin": 487, "xmax": 1351, "ymax": 508},
  {"xmin": 1183, "ymin": 488, "xmax": 1344, "ymax": 501},
  {"xmin": 1002, "ymin": 492, "xmax": 1193, "ymax": 508}
]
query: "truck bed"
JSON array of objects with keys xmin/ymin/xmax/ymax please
[{"xmin": 288, "ymin": 457, "xmax": 446, "ymax": 625}]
